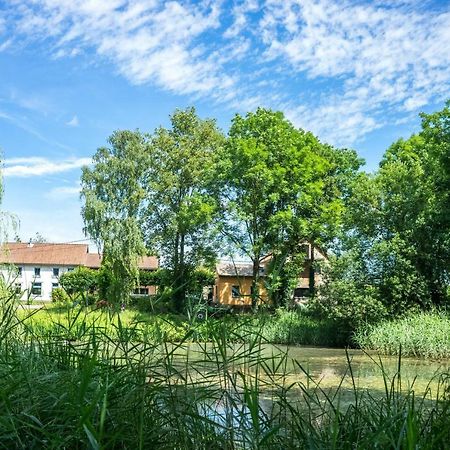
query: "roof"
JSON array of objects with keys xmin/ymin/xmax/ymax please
[
  {"xmin": 1, "ymin": 242, "xmax": 158, "ymax": 270},
  {"xmin": 216, "ymin": 262, "xmax": 261, "ymax": 277},
  {"xmin": 216, "ymin": 245, "xmax": 327, "ymax": 277},
  {"xmin": 1, "ymin": 242, "xmax": 89, "ymax": 266},
  {"xmin": 85, "ymin": 252, "xmax": 158, "ymax": 270}
]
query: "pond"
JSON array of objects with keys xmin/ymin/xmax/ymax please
[
  {"xmin": 168, "ymin": 342, "xmax": 450, "ymax": 401},
  {"xmin": 276, "ymin": 345, "xmax": 450, "ymax": 395},
  {"xmin": 164, "ymin": 343, "xmax": 450, "ymax": 438}
]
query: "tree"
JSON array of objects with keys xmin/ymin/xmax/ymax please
[
  {"xmin": 81, "ymin": 108, "xmax": 224, "ymax": 311},
  {"xmin": 81, "ymin": 130, "xmax": 149, "ymax": 304},
  {"xmin": 220, "ymin": 108, "xmax": 361, "ymax": 307},
  {"xmin": 142, "ymin": 107, "xmax": 224, "ymax": 311},
  {"xmin": 31, "ymin": 232, "xmax": 47, "ymax": 243},
  {"xmin": 340, "ymin": 102, "xmax": 450, "ymax": 315}
]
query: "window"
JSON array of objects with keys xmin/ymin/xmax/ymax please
[
  {"xmin": 17, "ymin": 267, "xmax": 22, "ymax": 277},
  {"xmin": 14, "ymin": 283, "xmax": 22, "ymax": 295},
  {"xmin": 133, "ymin": 287, "xmax": 149, "ymax": 295},
  {"xmin": 52, "ymin": 268, "xmax": 60, "ymax": 277},
  {"xmin": 67, "ymin": 267, "xmax": 74, "ymax": 272},
  {"xmin": 52, "ymin": 283, "xmax": 59, "ymax": 289},
  {"xmin": 294, "ymin": 288, "xmax": 310, "ymax": 298},
  {"xmin": 31, "ymin": 282, "xmax": 42, "ymax": 296},
  {"xmin": 231, "ymin": 285, "xmax": 241, "ymax": 298},
  {"xmin": 34, "ymin": 267, "xmax": 41, "ymax": 278}
]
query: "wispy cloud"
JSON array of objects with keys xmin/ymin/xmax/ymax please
[
  {"xmin": 46, "ymin": 183, "xmax": 81, "ymax": 199},
  {"xmin": 0, "ymin": 39, "xmax": 12, "ymax": 51},
  {"xmin": 7, "ymin": 1, "xmax": 235, "ymax": 101},
  {"xmin": 66, "ymin": 115, "xmax": 79, "ymax": 127},
  {"xmin": 4, "ymin": 157, "xmax": 91, "ymax": 178},
  {"xmin": 259, "ymin": 0, "xmax": 450, "ymax": 144},
  {"xmin": 3, "ymin": 0, "xmax": 450, "ymax": 146},
  {"xmin": 0, "ymin": 111, "xmax": 75, "ymax": 151}
]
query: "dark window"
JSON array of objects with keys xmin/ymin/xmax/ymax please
[
  {"xmin": 294, "ymin": 288, "xmax": 310, "ymax": 298},
  {"xmin": 34, "ymin": 267, "xmax": 41, "ymax": 278},
  {"xmin": 31, "ymin": 282, "xmax": 42, "ymax": 296},
  {"xmin": 17, "ymin": 267, "xmax": 22, "ymax": 276},
  {"xmin": 52, "ymin": 283, "xmax": 59, "ymax": 289},
  {"xmin": 231, "ymin": 285, "xmax": 241, "ymax": 298},
  {"xmin": 133, "ymin": 287, "xmax": 149, "ymax": 295},
  {"xmin": 67, "ymin": 267, "xmax": 74, "ymax": 272},
  {"xmin": 52, "ymin": 268, "xmax": 60, "ymax": 277}
]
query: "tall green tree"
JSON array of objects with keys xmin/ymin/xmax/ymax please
[
  {"xmin": 220, "ymin": 108, "xmax": 361, "ymax": 307},
  {"xmin": 143, "ymin": 108, "xmax": 224, "ymax": 311},
  {"xmin": 81, "ymin": 130, "xmax": 149, "ymax": 304},
  {"xmin": 342, "ymin": 102, "xmax": 450, "ymax": 314}
]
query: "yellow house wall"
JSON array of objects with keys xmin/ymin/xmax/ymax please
[{"xmin": 216, "ymin": 276, "xmax": 268, "ymax": 306}]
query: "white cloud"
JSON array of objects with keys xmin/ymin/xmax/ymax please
[
  {"xmin": 4, "ymin": 157, "xmax": 91, "ymax": 178},
  {"xmin": 223, "ymin": 0, "xmax": 259, "ymax": 38},
  {"xmin": 66, "ymin": 115, "xmax": 79, "ymax": 127},
  {"xmin": 0, "ymin": 39, "xmax": 12, "ymax": 51},
  {"xmin": 259, "ymin": 0, "xmax": 450, "ymax": 145},
  {"xmin": 8, "ymin": 0, "xmax": 235, "ymax": 101},
  {"xmin": 4, "ymin": 0, "xmax": 450, "ymax": 146},
  {"xmin": 46, "ymin": 183, "xmax": 80, "ymax": 199}
]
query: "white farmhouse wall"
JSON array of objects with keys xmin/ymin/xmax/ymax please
[{"xmin": 1, "ymin": 264, "xmax": 75, "ymax": 301}]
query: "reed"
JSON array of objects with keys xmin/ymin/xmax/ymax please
[
  {"xmin": 2, "ymin": 296, "xmax": 450, "ymax": 449},
  {"xmin": 355, "ymin": 310, "xmax": 450, "ymax": 359}
]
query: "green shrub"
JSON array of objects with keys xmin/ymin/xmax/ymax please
[
  {"xmin": 60, "ymin": 266, "xmax": 97, "ymax": 300},
  {"xmin": 257, "ymin": 308, "xmax": 345, "ymax": 346},
  {"xmin": 51, "ymin": 287, "xmax": 71, "ymax": 304},
  {"xmin": 311, "ymin": 254, "xmax": 388, "ymax": 334}
]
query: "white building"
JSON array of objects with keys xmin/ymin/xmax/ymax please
[{"xmin": 0, "ymin": 242, "xmax": 158, "ymax": 301}]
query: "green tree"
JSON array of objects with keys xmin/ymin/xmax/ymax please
[
  {"xmin": 220, "ymin": 108, "xmax": 361, "ymax": 307},
  {"xmin": 81, "ymin": 130, "xmax": 149, "ymax": 304},
  {"xmin": 341, "ymin": 102, "xmax": 450, "ymax": 315},
  {"xmin": 142, "ymin": 108, "xmax": 224, "ymax": 311},
  {"xmin": 81, "ymin": 108, "xmax": 224, "ymax": 311}
]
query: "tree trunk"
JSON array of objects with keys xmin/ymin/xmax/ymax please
[
  {"xmin": 251, "ymin": 254, "xmax": 261, "ymax": 309},
  {"xmin": 309, "ymin": 242, "xmax": 315, "ymax": 297},
  {"xmin": 173, "ymin": 232, "xmax": 182, "ymax": 312}
]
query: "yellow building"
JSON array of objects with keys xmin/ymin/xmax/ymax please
[
  {"xmin": 213, "ymin": 245, "xmax": 326, "ymax": 306},
  {"xmin": 213, "ymin": 261, "xmax": 268, "ymax": 307}
]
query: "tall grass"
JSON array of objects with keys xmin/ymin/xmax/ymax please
[
  {"xmin": 2, "ymin": 296, "xmax": 450, "ymax": 448},
  {"xmin": 23, "ymin": 305, "xmax": 344, "ymax": 347},
  {"xmin": 355, "ymin": 311, "xmax": 450, "ymax": 359}
]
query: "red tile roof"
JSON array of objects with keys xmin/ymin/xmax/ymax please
[
  {"xmin": 85, "ymin": 252, "xmax": 158, "ymax": 270},
  {"xmin": 1, "ymin": 243, "xmax": 158, "ymax": 270}
]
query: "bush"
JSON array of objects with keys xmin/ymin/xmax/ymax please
[
  {"xmin": 311, "ymin": 254, "xmax": 387, "ymax": 333},
  {"xmin": 257, "ymin": 308, "xmax": 345, "ymax": 347},
  {"xmin": 60, "ymin": 267, "xmax": 97, "ymax": 299},
  {"xmin": 51, "ymin": 287, "xmax": 71, "ymax": 304}
]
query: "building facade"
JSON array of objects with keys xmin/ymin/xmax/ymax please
[
  {"xmin": 214, "ymin": 245, "xmax": 326, "ymax": 306},
  {"xmin": 0, "ymin": 242, "xmax": 158, "ymax": 301}
]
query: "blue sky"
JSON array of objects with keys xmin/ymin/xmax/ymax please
[{"xmin": 0, "ymin": 0, "xmax": 449, "ymax": 244}]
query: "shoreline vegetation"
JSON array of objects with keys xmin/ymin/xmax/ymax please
[
  {"xmin": 20, "ymin": 302, "xmax": 450, "ymax": 360},
  {"xmin": 1, "ymin": 295, "xmax": 450, "ymax": 449}
]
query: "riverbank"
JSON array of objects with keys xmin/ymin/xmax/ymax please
[
  {"xmin": 20, "ymin": 304, "xmax": 346, "ymax": 346},
  {"xmin": 20, "ymin": 304, "xmax": 450, "ymax": 359}
]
